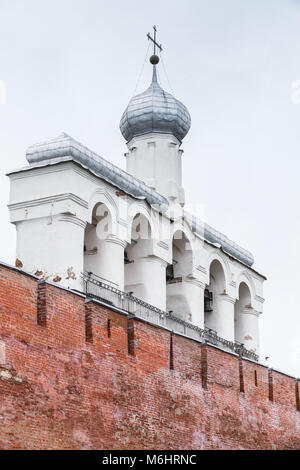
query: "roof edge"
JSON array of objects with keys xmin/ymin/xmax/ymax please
[{"xmin": 24, "ymin": 133, "xmax": 169, "ymax": 213}]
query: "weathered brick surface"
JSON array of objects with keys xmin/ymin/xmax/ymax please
[{"xmin": 0, "ymin": 264, "xmax": 299, "ymax": 450}]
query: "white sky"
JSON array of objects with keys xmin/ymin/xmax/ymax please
[{"xmin": 0, "ymin": 0, "xmax": 299, "ymax": 376}]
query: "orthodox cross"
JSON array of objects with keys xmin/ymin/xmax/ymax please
[{"xmin": 147, "ymin": 25, "xmax": 163, "ymax": 55}]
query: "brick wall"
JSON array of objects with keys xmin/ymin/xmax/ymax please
[{"xmin": 0, "ymin": 263, "xmax": 299, "ymax": 450}]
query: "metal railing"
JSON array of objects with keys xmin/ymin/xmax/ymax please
[{"xmin": 82, "ymin": 272, "xmax": 258, "ymax": 362}]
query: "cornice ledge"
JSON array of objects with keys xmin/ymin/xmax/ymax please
[
  {"xmin": 8, "ymin": 193, "xmax": 88, "ymax": 211},
  {"xmin": 242, "ymin": 307, "xmax": 261, "ymax": 317},
  {"xmin": 218, "ymin": 293, "xmax": 236, "ymax": 304},
  {"xmin": 184, "ymin": 276, "xmax": 205, "ymax": 288},
  {"xmin": 59, "ymin": 214, "xmax": 86, "ymax": 228},
  {"xmin": 105, "ymin": 236, "xmax": 127, "ymax": 248}
]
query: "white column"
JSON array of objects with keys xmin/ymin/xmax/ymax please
[
  {"xmin": 95, "ymin": 236, "xmax": 127, "ymax": 290},
  {"xmin": 214, "ymin": 294, "xmax": 235, "ymax": 342},
  {"xmin": 235, "ymin": 308, "xmax": 260, "ymax": 355},
  {"xmin": 166, "ymin": 279, "xmax": 205, "ymax": 327},
  {"xmin": 189, "ymin": 281, "xmax": 205, "ymax": 328},
  {"xmin": 125, "ymin": 255, "xmax": 167, "ymax": 311}
]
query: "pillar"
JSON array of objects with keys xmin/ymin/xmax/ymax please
[
  {"xmin": 93, "ymin": 236, "xmax": 127, "ymax": 290},
  {"xmin": 125, "ymin": 255, "xmax": 167, "ymax": 311},
  {"xmin": 205, "ymin": 294, "xmax": 235, "ymax": 342},
  {"xmin": 166, "ymin": 279, "xmax": 205, "ymax": 327},
  {"xmin": 235, "ymin": 307, "xmax": 260, "ymax": 355}
]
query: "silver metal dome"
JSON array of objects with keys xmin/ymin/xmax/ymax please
[{"xmin": 120, "ymin": 66, "xmax": 191, "ymax": 142}]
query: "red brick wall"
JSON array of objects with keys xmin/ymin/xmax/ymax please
[{"xmin": 0, "ymin": 263, "xmax": 299, "ymax": 450}]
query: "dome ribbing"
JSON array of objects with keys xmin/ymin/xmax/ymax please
[{"xmin": 120, "ymin": 66, "xmax": 191, "ymax": 143}]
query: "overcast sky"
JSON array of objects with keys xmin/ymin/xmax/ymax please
[{"xmin": 0, "ymin": 0, "xmax": 299, "ymax": 376}]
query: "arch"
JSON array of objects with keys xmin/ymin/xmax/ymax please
[
  {"xmin": 127, "ymin": 202, "xmax": 158, "ymax": 241},
  {"xmin": 234, "ymin": 281, "xmax": 253, "ymax": 346},
  {"xmin": 165, "ymin": 229, "xmax": 196, "ymax": 322},
  {"xmin": 124, "ymin": 212, "xmax": 166, "ymax": 309},
  {"xmin": 170, "ymin": 229, "xmax": 194, "ymax": 279},
  {"xmin": 170, "ymin": 221, "xmax": 197, "ymax": 268},
  {"xmin": 204, "ymin": 258, "xmax": 228, "ymax": 333},
  {"xmin": 208, "ymin": 259, "xmax": 226, "ymax": 295},
  {"xmin": 236, "ymin": 281, "xmax": 252, "ymax": 307},
  {"xmin": 206, "ymin": 251, "xmax": 230, "ymax": 291},
  {"xmin": 125, "ymin": 212, "xmax": 153, "ymax": 260},
  {"xmin": 83, "ymin": 202, "xmax": 114, "ymax": 276},
  {"xmin": 235, "ymin": 271, "xmax": 255, "ymax": 304},
  {"xmin": 170, "ymin": 221, "xmax": 195, "ymax": 246},
  {"xmin": 87, "ymin": 188, "xmax": 119, "ymax": 229}
]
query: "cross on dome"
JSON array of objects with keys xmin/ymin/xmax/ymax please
[{"xmin": 147, "ymin": 25, "xmax": 163, "ymax": 65}]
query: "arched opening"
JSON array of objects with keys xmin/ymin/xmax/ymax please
[
  {"xmin": 166, "ymin": 231, "xmax": 194, "ymax": 321},
  {"xmin": 125, "ymin": 213, "xmax": 152, "ymax": 267},
  {"xmin": 83, "ymin": 203, "xmax": 112, "ymax": 279},
  {"xmin": 204, "ymin": 259, "xmax": 226, "ymax": 333},
  {"xmin": 234, "ymin": 282, "xmax": 252, "ymax": 344},
  {"xmin": 124, "ymin": 213, "xmax": 156, "ymax": 303},
  {"xmin": 83, "ymin": 202, "xmax": 127, "ymax": 291}
]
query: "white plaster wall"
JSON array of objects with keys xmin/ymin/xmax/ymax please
[
  {"xmin": 125, "ymin": 133, "xmax": 185, "ymax": 205},
  {"xmin": 213, "ymin": 294, "xmax": 235, "ymax": 341},
  {"xmin": 234, "ymin": 281, "xmax": 260, "ymax": 354},
  {"xmin": 235, "ymin": 308, "xmax": 260, "ymax": 355},
  {"xmin": 15, "ymin": 214, "xmax": 85, "ymax": 290},
  {"xmin": 125, "ymin": 256, "xmax": 167, "ymax": 311},
  {"xmin": 166, "ymin": 280, "xmax": 204, "ymax": 327}
]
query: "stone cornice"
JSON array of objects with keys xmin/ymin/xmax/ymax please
[
  {"xmin": 8, "ymin": 193, "xmax": 88, "ymax": 211},
  {"xmin": 218, "ymin": 293, "xmax": 236, "ymax": 304},
  {"xmin": 184, "ymin": 277, "xmax": 206, "ymax": 289},
  {"xmin": 139, "ymin": 255, "xmax": 169, "ymax": 267},
  {"xmin": 241, "ymin": 307, "xmax": 261, "ymax": 317},
  {"xmin": 59, "ymin": 215, "xmax": 86, "ymax": 229},
  {"xmin": 105, "ymin": 236, "xmax": 127, "ymax": 248}
]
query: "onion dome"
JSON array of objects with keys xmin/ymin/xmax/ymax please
[{"xmin": 120, "ymin": 65, "xmax": 191, "ymax": 143}]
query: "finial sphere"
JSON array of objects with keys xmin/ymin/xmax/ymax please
[{"xmin": 150, "ymin": 54, "xmax": 159, "ymax": 65}]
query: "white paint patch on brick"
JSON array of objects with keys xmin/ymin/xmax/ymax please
[
  {"xmin": 0, "ymin": 341, "xmax": 6, "ymax": 365},
  {"xmin": 0, "ymin": 370, "xmax": 11, "ymax": 380}
]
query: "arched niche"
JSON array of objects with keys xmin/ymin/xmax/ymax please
[
  {"xmin": 204, "ymin": 259, "xmax": 226, "ymax": 332},
  {"xmin": 124, "ymin": 213, "xmax": 159, "ymax": 304},
  {"xmin": 125, "ymin": 213, "xmax": 153, "ymax": 267},
  {"xmin": 235, "ymin": 271, "xmax": 255, "ymax": 304},
  {"xmin": 127, "ymin": 203, "xmax": 158, "ymax": 242},
  {"xmin": 87, "ymin": 188, "xmax": 118, "ymax": 229},
  {"xmin": 234, "ymin": 281, "xmax": 252, "ymax": 344},
  {"xmin": 168, "ymin": 230, "xmax": 193, "ymax": 281},
  {"xmin": 83, "ymin": 202, "xmax": 113, "ymax": 280},
  {"xmin": 166, "ymin": 230, "xmax": 195, "ymax": 322}
]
